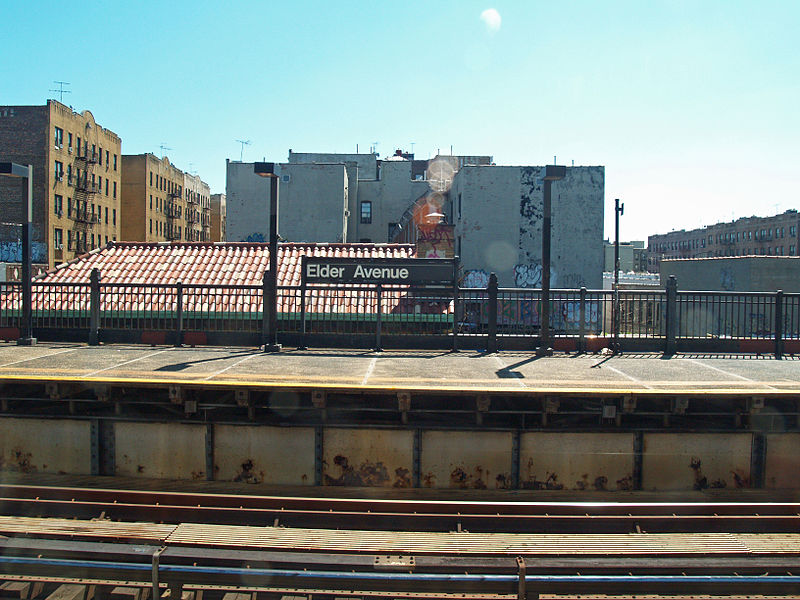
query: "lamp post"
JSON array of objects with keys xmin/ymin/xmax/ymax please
[
  {"xmin": 254, "ymin": 162, "xmax": 281, "ymax": 352},
  {"xmin": 0, "ymin": 162, "xmax": 36, "ymax": 346},
  {"xmin": 537, "ymin": 164, "xmax": 566, "ymax": 356},
  {"xmin": 612, "ymin": 198, "xmax": 624, "ymax": 353}
]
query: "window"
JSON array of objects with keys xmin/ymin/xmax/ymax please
[
  {"xmin": 98, "ymin": 147, "xmax": 102, "ymax": 166},
  {"xmin": 150, "ymin": 172, "xmax": 153, "ymax": 186},
  {"xmin": 77, "ymin": 136, "xmax": 82, "ymax": 156},
  {"xmin": 105, "ymin": 207, "xmax": 109, "ymax": 224},
  {"xmin": 360, "ymin": 201, "xmax": 372, "ymax": 224},
  {"xmin": 113, "ymin": 154, "xmax": 118, "ymax": 170},
  {"xmin": 67, "ymin": 197, "xmax": 73, "ymax": 217},
  {"xmin": 54, "ymin": 126, "xmax": 64, "ymax": 148},
  {"xmin": 91, "ymin": 234, "xmax": 95, "ymax": 249},
  {"xmin": 791, "ymin": 226, "xmax": 797, "ymax": 237},
  {"xmin": 54, "ymin": 160, "xmax": 64, "ymax": 180},
  {"xmin": 67, "ymin": 132, "xmax": 73, "ymax": 150},
  {"xmin": 112, "ymin": 209, "xmax": 116, "ymax": 225},
  {"xmin": 54, "ymin": 194, "xmax": 63, "ymax": 215},
  {"xmin": 54, "ymin": 228, "xmax": 63, "ymax": 250},
  {"xmin": 113, "ymin": 181, "xmax": 117, "ymax": 198},
  {"xmin": 105, "ymin": 179, "xmax": 109, "ymax": 195},
  {"xmin": 150, "ymin": 220, "xmax": 152, "ymax": 234},
  {"xmin": 67, "ymin": 230, "xmax": 73, "ymax": 251},
  {"xmin": 150, "ymin": 195, "xmax": 153, "ymax": 209},
  {"xmin": 791, "ymin": 245, "xmax": 796, "ymax": 255},
  {"xmin": 106, "ymin": 150, "xmax": 109, "ymax": 166}
]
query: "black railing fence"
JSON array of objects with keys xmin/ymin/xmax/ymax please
[{"xmin": 0, "ymin": 273, "xmax": 798, "ymax": 355}]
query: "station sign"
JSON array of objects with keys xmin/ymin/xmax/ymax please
[{"xmin": 302, "ymin": 257, "xmax": 454, "ymax": 285}]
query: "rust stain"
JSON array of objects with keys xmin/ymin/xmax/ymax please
[
  {"xmin": 616, "ymin": 475, "xmax": 634, "ymax": 491},
  {"xmin": 449, "ymin": 466, "xmax": 489, "ymax": 490},
  {"xmin": 732, "ymin": 470, "xmax": 750, "ymax": 488},
  {"xmin": 690, "ymin": 457, "xmax": 708, "ymax": 490},
  {"xmin": 495, "ymin": 473, "xmax": 511, "ymax": 489},
  {"xmin": 521, "ymin": 471, "xmax": 564, "ymax": 490},
  {"xmin": 301, "ymin": 473, "xmax": 308, "ymax": 483},
  {"xmin": 575, "ymin": 473, "xmax": 589, "ymax": 490},
  {"xmin": 3, "ymin": 447, "xmax": 37, "ymax": 473},
  {"xmin": 422, "ymin": 472, "xmax": 436, "ymax": 487},
  {"xmin": 323, "ymin": 454, "xmax": 391, "ymax": 487},
  {"xmin": 593, "ymin": 475, "xmax": 608, "ymax": 491},
  {"xmin": 393, "ymin": 467, "xmax": 411, "ymax": 488},
  {"xmin": 137, "ymin": 465, "xmax": 145, "ymax": 473},
  {"xmin": 234, "ymin": 458, "xmax": 264, "ymax": 484},
  {"xmin": 191, "ymin": 470, "xmax": 204, "ymax": 480}
]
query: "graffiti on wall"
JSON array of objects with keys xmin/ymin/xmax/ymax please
[
  {"xmin": 463, "ymin": 298, "xmax": 602, "ymax": 332},
  {"xmin": 514, "ymin": 263, "xmax": 543, "ymax": 288},
  {"xmin": 0, "ymin": 241, "xmax": 47, "ymax": 264},
  {"xmin": 720, "ymin": 268, "xmax": 735, "ymax": 291},
  {"xmin": 244, "ymin": 232, "xmax": 266, "ymax": 243},
  {"xmin": 417, "ymin": 224, "xmax": 454, "ymax": 258},
  {"xmin": 461, "ymin": 269, "xmax": 490, "ymax": 288}
]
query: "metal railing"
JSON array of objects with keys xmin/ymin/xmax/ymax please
[{"xmin": 0, "ymin": 274, "xmax": 798, "ymax": 355}]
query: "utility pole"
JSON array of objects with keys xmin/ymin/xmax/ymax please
[{"xmin": 613, "ymin": 198, "xmax": 624, "ymax": 354}]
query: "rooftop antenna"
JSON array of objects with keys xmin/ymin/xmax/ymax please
[
  {"xmin": 49, "ymin": 81, "xmax": 71, "ymax": 103},
  {"xmin": 188, "ymin": 162, "xmax": 198, "ymax": 176},
  {"xmin": 554, "ymin": 155, "xmax": 557, "ymax": 164},
  {"xmin": 159, "ymin": 143, "xmax": 172, "ymax": 159},
  {"xmin": 373, "ymin": 141, "xmax": 379, "ymax": 156},
  {"xmin": 235, "ymin": 139, "xmax": 251, "ymax": 162},
  {"xmin": 410, "ymin": 142, "xmax": 415, "ymax": 154}
]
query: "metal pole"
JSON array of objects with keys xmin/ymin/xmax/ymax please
[
  {"xmin": 451, "ymin": 255, "xmax": 459, "ymax": 352},
  {"xmin": 265, "ymin": 175, "xmax": 281, "ymax": 352},
  {"xmin": 375, "ymin": 284, "xmax": 383, "ymax": 352},
  {"xmin": 538, "ymin": 179, "xmax": 552, "ymax": 355},
  {"xmin": 487, "ymin": 272, "xmax": 498, "ymax": 354},
  {"xmin": 613, "ymin": 198, "xmax": 624, "ymax": 353},
  {"xmin": 19, "ymin": 165, "xmax": 35, "ymax": 345}
]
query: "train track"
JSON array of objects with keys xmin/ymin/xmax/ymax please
[{"xmin": 2, "ymin": 483, "xmax": 800, "ymax": 533}]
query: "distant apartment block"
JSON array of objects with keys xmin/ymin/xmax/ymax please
[
  {"xmin": 227, "ymin": 150, "xmax": 604, "ymax": 288},
  {"xmin": 603, "ymin": 240, "xmax": 647, "ymax": 273},
  {"xmin": 210, "ymin": 193, "xmax": 226, "ymax": 241},
  {"xmin": 647, "ymin": 210, "xmax": 800, "ymax": 272},
  {"xmin": 121, "ymin": 154, "xmax": 211, "ymax": 243},
  {"xmin": 0, "ymin": 100, "xmax": 122, "ymax": 268}
]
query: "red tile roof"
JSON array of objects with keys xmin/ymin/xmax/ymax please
[
  {"xmin": 14, "ymin": 242, "xmax": 451, "ymax": 318},
  {"xmin": 43, "ymin": 242, "xmax": 417, "ymax": 287}
]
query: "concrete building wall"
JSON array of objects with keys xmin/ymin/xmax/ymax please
[
  {"xmin": 604, "ymin": 242, "xmax": 635, "ymax": 272},
  {"xmin": 280, "ymin": 163, "xmax": 348, "ymax": 242},
  {"xmin": 661, "ymin": 256, "xmax": 800, "ymax": 292},
  {"xmin": 455, "ymin": 165, "xmax": 604, "ymax": 289},
  {"xmin": 289, "ymin": 150, "xmax": 378, "ymax": 180},
  {"xmin": 225, "ymin": 160, "xmax": 270, "ymax": 242},
  {"xmin": 0, "ymin": 101, "xmax": 122, "ymax": 268}
]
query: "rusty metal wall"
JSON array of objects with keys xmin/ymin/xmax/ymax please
[
  {"xmin": 642, "ymin": 433, "xmax": 752, "ymax": 491},
  {"xmin": 322, "ymin": 428, "xmax": 414, "ymax": 488},
  {"xmin": 420, "ymin": 431, "xmax": 512, "ymax": 489},
  {"xmin": 520, "ymin": 433, "xmax": 635, "ymax": 491},
  {"xmin": 765, "ymin": 433, "xmax": 800, "ymax": 489},
  {"xmin": 114, "ymin": 422, "xmax": 206, "ymax": 480},
  {"xmin": 0, "ymin": 418, "xmax": 90, "ymax": 476},
  {"xmin": 215, "ymin": 425, "xmax": 315, "ymax": 485}
]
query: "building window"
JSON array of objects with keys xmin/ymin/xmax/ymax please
[
  {"xmin": 105, "ymin": 179, "xmax": 109, "ymax": 195},
  {"xmin": 54, "ymin": 160, "xmax": 64, "ymax": 180},
  {"xmin": 54, "ymin": 126, "xmax": 64, "ymax": 148},
  {"xmin": 791, "ymin": 226, "xmax": 797, "ymax": 237},
  {"xmin": 113, "ymin": 208, "xmax": 116, "ymax": 225},
  {"xmin": 105, "ymin": 207, "xmax": 109, "ymax": 224},
  {"xmin": 150, "ymin": 220, "xmax": 152, "ymax": 234},
  {"xmin": 790, "ymin": 245, "xmax": 796, "ymax": 255},
  {"xmin": 67, "ymin": 132, "xmax": 73, "ymax": 150},
  {"xmin": 150, "ymin": 172, "xmax": 153, "ymax": 186},
  {"xmin": 106, "ymin": 150, "xmax": 109, "ymax": 166},
  {"xmin": 54, "ymin": 194, "xmax": 63, "ymax": 215},
  {"xmin": 360, "ymin": 201, "xmax": 372, "ymax": 224},
  {"xmin": 67, "ymin": 197, "xmax": 73, "ymax": 217},
  {"xmin": 54, "ymin": 228, "xmax": 63, "ymax": 249},
  {"xmin": 67, "ymin": 230, "xmax": 73, "ymax": 251},
  {"xmin": 98, "ymin": 147, "xmax": 102, "ymax": 166},
  {"xmin": 113, "ymin": 181, "xmax": 117, "ymax": 198}
]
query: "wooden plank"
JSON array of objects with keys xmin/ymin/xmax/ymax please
[
  {"xmin": 0, "ymin": 582, "xmax": 43, "ymax": 600},
  {"xmin": 45, "ymin": 586, "xmax": 87, "ymax": 600}
]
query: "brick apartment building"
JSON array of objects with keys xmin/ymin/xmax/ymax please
[
  {"xmin": 647, "ymin": 209, "xmax": 800, "ymax": 272},
  {"xmin": 0, "ymin": 100, "xmax": 122, "ymax": 268},
  {"xmin": 121, "ymin": 154, "xmax": 211, "ymax": 243}
]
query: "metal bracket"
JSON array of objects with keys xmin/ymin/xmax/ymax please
[
  {"xmin": 398, "ymin": 392, "xmax": 411, "ymax": 424},
  {"xmin": 184, "ymin": 400, "xmax": 197, "ymax": 414},
  {"xmin": 168, "ymin": 385, "xmax": 182, "ymax": 404},
  {"xmin": 45, "ymin": 382, "xmax": 60, "ymax": 400},
  {"xmin": 516, "ymin": 556, "xmax": 527, "ymax": 600},
  {"xmin": 93, "ymin": 385, "xmax": 109, "ymax": 402},
  {"xmin": 476, "ymin": 394, "xmax": 491, "ymax": 412},
  {"xmin": 373, "ymin": 555, "xmax": 415, "ymax": 571},
  {"xmin": 749, "ymin": 396, "xmax": 765, "ymax": 413},
  {"xmin": 672, "ymin": 396, "xmax": 689, "ymax": 414},
  {"xmin": 235, "ymin": 389, "xmax": 250, "ymax": 407},
  {"xmin": 544, "ymin": 398, "xmax": 560, "ymax": 414},
  {"xmin": 312, "ymin": 390, "xmax": 327, "ymax": 409},
  {"xmin": 622, "ymin": 394, "xmax": 636, "ymax": 413},
  {"xmin": 152, "ymin": 546, "xmax": 165, "ymax": 600}
]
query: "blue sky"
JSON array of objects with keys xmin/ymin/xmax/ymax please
[{"xmin": 2, "ymin": 0, "xmax": 798, "ymax": 241}]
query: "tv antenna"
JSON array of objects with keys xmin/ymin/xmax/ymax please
[
  {"xmin": 159, "ymin": 143, "xmax": 172, "ymax": 158},
  {"xmin": 373, "ymin": 141, "xmax": 379, "ymax": 156},
  {"xmin": 410, "ymin": 142, "xmax": 415, "ymax": 154},
  {"xmin": 236, "ymin": 139, "xmax": 251, "ymax": 162},
  {"xmin": 49, "ymin": 81, "xmax": 71, "ymax": 103}
]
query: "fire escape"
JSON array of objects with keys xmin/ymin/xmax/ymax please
[
  {"xmin": 71, "ymin": 142, "xmax": 99, "ymax": 254},
  {"xmin": 185, "ymin": 190, "xmax": 199, "ymax": 241},
  {"xmin": 166, "ymin": 188, "xmax": 182, "ymax": 241}
]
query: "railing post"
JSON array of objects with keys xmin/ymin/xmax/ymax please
[
  {"xmin": 665, "ymin": 275, "xmax": 677, "ymax": 355},
  {"xmin": 775, "ymin": 289, "xmax": 783, "ymax": 360},
  {"xmin": 298, "ymin": 279, "xmax": 308, "ymax": 351},
  {"xmin": 175, "ymin": 281, "xmax": 183, "ymax": 347},
  {"xmin": 578, "ymin": 287, "xmax": 586, "ymax": 353},
  {"xmin": 262, "ymin": 270, "xmax": 269, "ymax": 349},
  {"xmin": 487, "ymin": 272, "xmax": 498, "ymax": 353},
  {"xmin": 375, "ymin": 284, "xmax": 383, "ymax": 352},
  {"xmin": 451, "ymin": 256, "xmax": 459, "ymax": 353},
  {"xmin": 89, "ymin": 268, "xmax": 101, "ymax": 346}
]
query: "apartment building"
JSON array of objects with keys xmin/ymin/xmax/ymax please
[
  {"xmin": 0, "ymin": 100, "xmax": 122, "ymax": 268},
  {"xmin": 647, "ymin": 210, "xmax": 800, "ymax": 272},
  {"xmin": 120, "ymin": 154, "xmax": 211, "ymax": 243},
  {"xmin": 210, "ymin": 193, "xmax": 226, "ymax": 241}
]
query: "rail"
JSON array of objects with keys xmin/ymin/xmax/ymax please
[{"xmin": 0, "ymin": 276, "xmax": 798, "ymax": 354}]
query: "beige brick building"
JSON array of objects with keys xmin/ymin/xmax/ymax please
[
  {"xmin": 120, "ymin": 154, "xmax": 209, "ymax": 243},
  {"xmin": 0, "ymin": 100, "xmax": 122, "ymax": 268},
  {"xmin": 210, "ymin": 193, "xmax": 226, "ymax": 241}
]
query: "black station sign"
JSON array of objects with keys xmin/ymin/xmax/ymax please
[{"xmin": 302, "ymin": 257, "xmax": 454, "ymax": 285}]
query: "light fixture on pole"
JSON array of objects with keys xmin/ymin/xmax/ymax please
[
  {"xmin": 612, "ymin": 198, "xmax": 624, "ymax": 354},
  {"xmin": 254, "ymin": 162, "xmax": 281, "ymax": 353},
  {"xmin": 537, "ymin": 164, "xmax": 566, "ymax": 356},
  {"xmin": 0, "ymin": 162, "xmax": 36, "ymax": 346}
]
